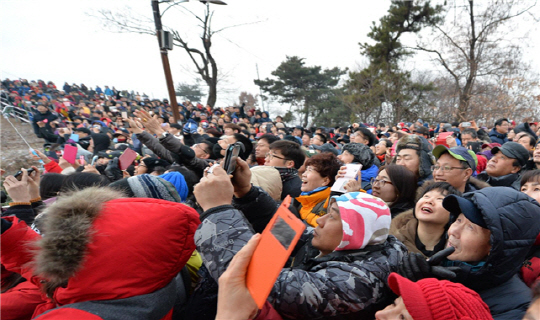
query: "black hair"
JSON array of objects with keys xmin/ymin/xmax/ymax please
[
  {"xmin": 167, "ymin": 165, "xmax": 199, "ymax": 196},
  {"xmin": 495, "ymin": 118, "xmax": 509, "ymax": 127},
  {"xmin": 521, "ymin": 170, "xmax": 540, "ymax": 187},
  {"xmin": 380, "ymin": 138, "xmax": 393, "ymax": 148},
  {"xmin": 269, "ymin": 140, "xmax": 306, "ymax": 170},
  {"xmin": 233, "ymin": 133, "xmax": 254, "ymax": 161},
  {"xmin": 60, "ymin": 172, "xmax": 110, "ymax": 194},
  {"xmin": 461, "ymin": 128, "xmax": 478, "ymax": 139},
  {"xmin": 200, "ymin": 140, "xmax": 216, "ymax": 159},
  {"xmin": 40, "ymin": 173, "xmax": 66, "ymax": 200},
  {"xmin": 314, "ymin": 133, "xmax": 327, "ymax": 144},
  {"xmin": 355, "ymin": 127, "xmax": 377, "ymax": 146},
  {"xmin": 381, "ymin": 165, "xmax": 417, "ymax": 209},
  {"xmin": 517, "ymin": 133, "xmax": 537, "ymax": 147},
  {"xmin": 258, "ymin": 133, "xmax": 280, "ymax": 145},
  {"xmin": 415, "ymin": 181, "xmax": 461, "ymax": 203}
]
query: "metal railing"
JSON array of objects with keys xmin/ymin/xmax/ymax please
[{"xmin": 0, "ymin": 99, "xmax": 33, "ymax": 123}]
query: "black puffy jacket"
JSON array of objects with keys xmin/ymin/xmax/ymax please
[{"xmin": 447, "ymin": 187, "xmax": 540, "ymax": 320}]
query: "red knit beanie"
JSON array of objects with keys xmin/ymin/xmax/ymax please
[{"xmin": 387, "ymin": 273, "xmax": 493, "ymax": 320}]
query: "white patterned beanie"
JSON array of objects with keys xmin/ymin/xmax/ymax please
[{"xmin": 331, "ymin": 192, "xmax": 391, "ymax": 251}]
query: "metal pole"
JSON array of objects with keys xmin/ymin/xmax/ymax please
[{"xmin": 152, "ymin": 0, "xmax": 181, "ymax": 124}]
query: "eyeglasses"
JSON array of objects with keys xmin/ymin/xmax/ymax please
[
  {"xmin": 370, "ymin": 178, "xmax": 393, "ymax": 187},
  {"xmin": 265, "ymin": 152, "xmax": 288, "ymax": 161},
  {"xmin": 194, "ymin": 144, "xmax": 208, "ymax": 154},
  {"xmin": 431, "ymin": 165, "xmax": 466, "ymax": 172}
]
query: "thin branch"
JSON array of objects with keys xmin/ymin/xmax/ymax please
[
  {"xmin": 412, "ymin": 46, "xmax": 461, "ymax": 91},
  {"xmin": 476, "ymin": 2, "xmax": 537, "ymax": 41},
  {"xmin": 213, "ymin": 19, "xmax": 266, "ymax": 34}
]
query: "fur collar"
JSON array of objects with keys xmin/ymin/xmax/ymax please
[{"xmin": 33, "ymin": 187, "xmax": 125, "ymax": 295}]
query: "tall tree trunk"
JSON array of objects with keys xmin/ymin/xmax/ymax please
[
  {"xmin": 206, "ymin": 79, "xmax": 217, "ymax": 108},
  {"xmin": 302, "ymin": 101, "xmax": 309, "ymax": 128}
]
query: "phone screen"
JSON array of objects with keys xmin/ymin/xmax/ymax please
[{"xmin": 270, "ymin": 216, "xmax": 297, "ymax": 250}]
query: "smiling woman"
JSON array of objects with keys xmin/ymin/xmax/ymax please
[
  {"xmin": 390, "ymin": 181, "xmax": 461, "ymax": 258},
  {"xmin": 293, "ymin": 153, "xmax": 341, "ymax": 227}
]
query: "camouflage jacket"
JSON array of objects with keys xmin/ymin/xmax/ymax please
[{"xmin": 195, "ymin": 205, "xmax": 407, "ymax": 319}]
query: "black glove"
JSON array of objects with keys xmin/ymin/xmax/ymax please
[
  {"xmin": 104, "ymin": 158, "xmax": 123, "ymax": 182},
  {"xmin": 398, "ymin": 247, "xmax": 461, "ymax": 282}
]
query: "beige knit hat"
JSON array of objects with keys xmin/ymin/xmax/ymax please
[{"xmin": 250, "ymin": 166, "xmax": 283, "ymax": 201}]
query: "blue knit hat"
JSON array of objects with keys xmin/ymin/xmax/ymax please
[{"xmin": 159, "ymin": 172, "xmax": 189, "ymax": 202}]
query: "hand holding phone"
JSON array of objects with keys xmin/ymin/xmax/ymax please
[
  {"xmin": 222, "ymin": 142, "xmax": 245, "ymax": 175},
  {"xmin": 246, "ymin": 196, "xmax": 305, "ymax": 308},
  {"xmin": 14, "ymin": 168, "xmax": 35, "ymax": 181}
]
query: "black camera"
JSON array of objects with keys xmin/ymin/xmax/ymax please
[{"xmin": 14, "ymin": 168, "xmax": 35, "ymax": 181}]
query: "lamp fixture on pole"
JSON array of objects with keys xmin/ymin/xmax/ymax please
[{"xmin": 151, "ymin": 0, "xmax": 226, "ymax": 124}]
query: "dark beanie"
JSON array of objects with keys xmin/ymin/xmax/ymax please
[
  {"xmin": 342, "ymin": 143, "xmax": 375, "ymax": 168},
  {"xmin": 142, "ymin": 158, "xmax": 171, "ymax": 173}
]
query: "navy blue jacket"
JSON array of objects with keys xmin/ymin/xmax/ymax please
[
  {"xmin": 448, "ymin": 187, "xmax": 540, "ymax": 319},
  {"xmin": 488, "ymin": 128, "xmax": 508, "ymax": 145}
]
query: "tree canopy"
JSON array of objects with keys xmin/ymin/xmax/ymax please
[{"xmin": 254, "ymin": 56, "xmax": 345, "ymax": 127}]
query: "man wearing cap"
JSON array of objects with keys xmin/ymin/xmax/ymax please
[
  {"xmin": 477, "ymin": 142, "xmax": 529, "ymax": 189},
  {"xmin": 432, "ymin": 146, "xmax": 489, "ymax": 193},
  {"xmin": 399, "ymin": 187, "xmax": 540, "ymax": 319},
  {"xmin": 73, "ymin": 127, "xmax": 93, "ymax": 150}
]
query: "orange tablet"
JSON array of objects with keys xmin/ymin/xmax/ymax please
[
  {"xmin": 246, "ymin": 196, "xmax": 306, "ymax": 309},
  {"xmin": 436, "ymin": 132, "xmax": 454, "ymax": 147}
]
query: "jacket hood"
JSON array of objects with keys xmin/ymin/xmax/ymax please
[
  {"xmin": 455, "ymin": 187, "xmax": 540, "ymax": 288},
  {"xmin": 360, "ymin": 163, "xmax": 379, "ymax": 181},
  {"xmin": 33, "ymin": 187, "xmax": 200, "ymax": 305},
  {"xmin": 513, "ymin": 122, "xmax": 538, "ymax": 140}
]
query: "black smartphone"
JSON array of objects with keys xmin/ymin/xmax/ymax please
[
  {"xmin": 467, "ymin": 141, "xmax": 482, "ymax": 154},
  {"xmin": 14, "ymin": 168, "xmax": 35, "ymax": 180},
  {"xmin": 222, "ymin": 142, "xmax": 245, "ymax": 174}
]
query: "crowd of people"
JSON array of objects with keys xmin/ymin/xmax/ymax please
[{"xmin": 2, "ymin": 78, "xmax": 540, "ymax": 320}]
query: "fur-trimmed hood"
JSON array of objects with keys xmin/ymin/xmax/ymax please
[
  {"xmin": 33, "ymin": 187, "xmax": 200, "ymax": 305},
  {"xmin": 393, "ymin": 134, "xmax": 435, "ymax": 181},
  {"xmin": 389, "ymin": 209, "xmax": 423, "ymax": 256}
]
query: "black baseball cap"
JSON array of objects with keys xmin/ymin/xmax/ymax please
[
  {"xmin": 491, "ymin": 142, "xmax": 529, "ymax": 167},
  {"xmin": 443, "ymin": 195, "xmax": 487, "ymax": 229}
]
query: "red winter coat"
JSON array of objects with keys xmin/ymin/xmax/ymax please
[{"xmin": 1, "ymin": 187, "xmax": 200, "ymax": 319}]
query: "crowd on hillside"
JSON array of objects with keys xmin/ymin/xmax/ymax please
[{"xmin": 2, "ymin": 78, "xmax": 540, "ymax": 320}]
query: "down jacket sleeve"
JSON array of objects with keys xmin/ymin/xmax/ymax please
[
  {"xmin": 1, "ymin": 217, "xmax": 42, "ymax": 286},
  {"xmin": 159, "ymin": 135, "xmax": 209, "ymax": 178},
  {"xmin": 135, "ymin": 131, "xmax": 178, "ymax": 164},
  {"xmin": 232, "ymin": 186, "xmax": 280, "ymax": 233},
  {"xmin": 195, "ymin": 206, "xmax": 405, "ymax": 319}
]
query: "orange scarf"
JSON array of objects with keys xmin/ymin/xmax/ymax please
[{"xmin": 295, "ymin": 188, "xmax": 331, "ymax": 227}]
